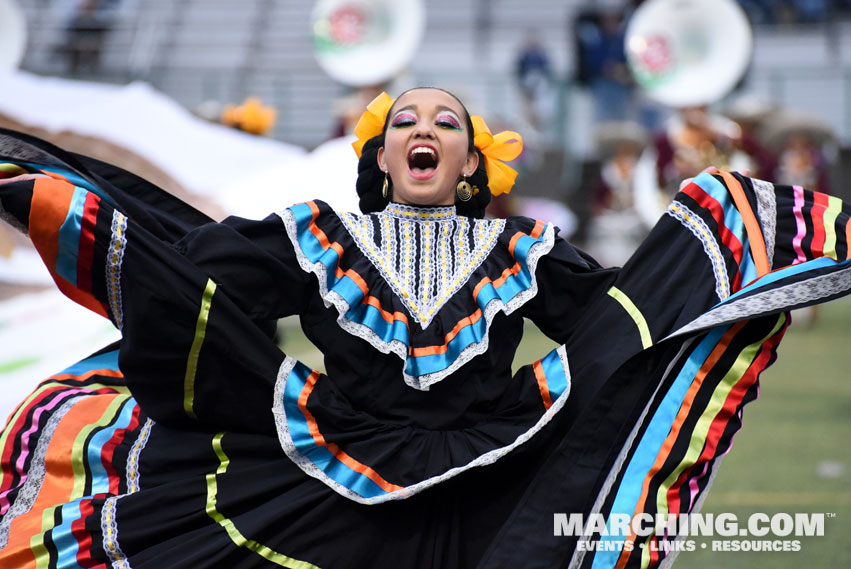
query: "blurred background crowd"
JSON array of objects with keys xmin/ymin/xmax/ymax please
[
  {"xmin": 2, "ymin": 0, "xmax": 850, "ymax": 264},
  {"xmin": 7, "ymin": 0, "xmax": 850, "ymax": 270}
]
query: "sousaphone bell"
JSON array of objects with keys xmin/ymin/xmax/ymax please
[
  {"xmin": 310, "ymin": 0, "xmax": 426, "ymax": 87},
  {"xmin": 624, "ymin": 0, "xmax": 753, "ymax": 108}
]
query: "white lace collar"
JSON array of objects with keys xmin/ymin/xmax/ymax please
[
  {"xmin": 380, "ymin": 202, "xmax": 458, "ymax": 221},
  {"xmin": 339, "ymin": 205, "xmax": 505, "ymax": 328}
]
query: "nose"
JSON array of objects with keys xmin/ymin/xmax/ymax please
[{"xmin": 412, "ymin": 121, "xmax": 436, "ymax": 139}]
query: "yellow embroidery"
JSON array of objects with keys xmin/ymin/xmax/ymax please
[
  {"xmin": 106, "ymin": 210, "xmax": 127, "ymax": 330},
  {"xmin": 669, "ymin": 201, "xmax": 731, "ymax": 301},
  {"xmin": 422, "ymin": 222, "xmax": 432, "ymax": 304},
  {"xmin": 340, "ymin": 205, "xmax": 505, "ymax": 327},
  {"xmin": 386, "ymin": 204, "xmax": 454, "ymax": 219}
]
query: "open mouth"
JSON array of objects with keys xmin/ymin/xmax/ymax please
[{"xmin": 407, "ymin": 146, "xmax": 439, "ymax": 179}]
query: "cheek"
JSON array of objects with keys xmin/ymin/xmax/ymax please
[
  {"xmin": 445, "ymin": 141, "xmax": 471, "ymax": 174},
  {"xmin": 383, "ymin": 136, "xmax": 407, "ymax": 170}
]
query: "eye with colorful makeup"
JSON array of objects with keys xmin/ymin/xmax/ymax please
[
  {"xmin": 390, "ymin": 112, "xmax": 417, "ymax": 129},
  {"xmin": 435, "ymin": 113, "xmax": 462, "ymax": 131}
]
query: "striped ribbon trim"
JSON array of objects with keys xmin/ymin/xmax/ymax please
[
  {"xmin": 0, "ymin": 350, "xmax": 125, "ymax": 514},
  {"xmin": 587, "ymin": 315, "xmax": 787, "ymax": 569},
  {"xmin": 822, "ymin": 194, "xmax": 843, "ymax": 260},
  {"xmin": 639, "ymin": 318, "xmax": 786, "ymax": 568},
  {"xmin": 25, "ymin": 394, "xmax": 135, "ymax": 568},
  {"xmin": 718, "ymin": 172, "xmax": 770, "ymax": 278}
]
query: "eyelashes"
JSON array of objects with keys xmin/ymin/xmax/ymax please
[
  {"xmin": 436, "ymin": 114, "xmax": 462, "ymax": 130},
  {"xmin": 389, "ymin": 112, "xmax": 462, "ymax": 130},
  {"xmin": 390, "ymin": 113, "xmax": 417, "ymax": 128}
]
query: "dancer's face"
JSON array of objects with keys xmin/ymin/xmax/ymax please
[{"xmin": 378, "ymin": 89, "xmax": 479, "ymax": 206}]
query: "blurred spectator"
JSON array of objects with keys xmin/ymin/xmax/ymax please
[
  {"xmin": 584, "ymin": 121, "xmax": 649, "ymax": 267},
  {"xmin": 573, "ymin": 5, "xmax": 634, "ymax": 124},
  {"xmin": 737, "ymin": 0, "xmax": 830, "ymax": 24},
  {"xmin": 591, "ymin": 121, "xmax": 647, "ymax": 215},
  {"xmin": 652, "ymin": 107, "xmax": 753, "ymax": 195},
  {"xmin": 723, "ymin": 95, "xmax": 779, "ymax": 181},
  {"xmin": 777, "ymin": 133, "xmax": 831, "ymax": 191},
  {"xmin": 763, "ymin": 110, "xmax": 836, "ymax": 194},
  {"xmin": 515, "ymin": 35, "xmax": 554, "ymax": 130},
  {"xmin": 632, "ymin": 106, "xmax": 758, "ymax": 227},
  {"xmin": 764, "ymin": 108, "xmax": 836, "ymax": 328},
  {"xmin": 329, "ymin": 85, "xmax": 387, "ymax": 139},
  {"xmin": 737, "ymin": 0, "xmax": 779, "ymax": 24},
  {"xmin": 62, "ymin": 0, "xmax": 112, "ymax": 74},
  {"xmin": 787, "ymin": 0, "xmax": 829, "ymax": 22}
]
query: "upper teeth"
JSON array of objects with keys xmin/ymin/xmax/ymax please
[{"xmin": 411, "ymin": 147, "xmax": 435, "ymax": 156}]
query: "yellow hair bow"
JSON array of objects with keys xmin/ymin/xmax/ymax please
[
  {"xmin": 352, "ymin": 92, "xmax": 524, "ymax": 196},
  {"xmin": 352, "ymin": 92, "xmax": 395, "ymax": 159},
  {"xmin": 470, "ymin": 115, "xmax": 523, "ymax": 197}
]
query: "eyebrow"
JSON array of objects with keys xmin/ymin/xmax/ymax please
[{"xmin": 392, "ymin": 104, "xmax": 462, "ymax": 116}]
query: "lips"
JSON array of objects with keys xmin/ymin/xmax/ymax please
[{"xmin": 407, "ymin": 144, "xmax": 438, "ymax": 180}]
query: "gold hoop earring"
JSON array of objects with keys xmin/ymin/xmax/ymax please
[
  {"xmin": 456, "ymin": 177, "xmax": 472, "ymax": 202},
  {"xmin": 382, "ymin": 172, "xmax": 389, "ymax": 199}
]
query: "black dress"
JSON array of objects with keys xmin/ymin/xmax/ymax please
[{"xmin": 0, "ymin": 129, "xmax": 849, "ymax": 568}]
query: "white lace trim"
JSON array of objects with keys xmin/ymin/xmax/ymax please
[
  {"xmin": 278, "ymin": 206, "xmax": 556, "ymax": 390},
  {"xmin": 102, "ymin": 495, "xmax": 132, "ymax": 569},
  {"xmin": 100, "ymin": 416, "xmax": 152, "ymax": 569},
  {"xmin": 106, "ymin": 210, "xmax": 127, "ymax": 331},
  {"xmin": 667, "ymin": 201, "xmax": 731, "ymax": 301},
  {"xmin": 273, "ymin": 347, "xmax": 572, "ymax": 505},
  {"xmin": 667, "ymin": 261, "xmax": 851, "ymax": 340},
  {"xmin": 125, "ymin": 418, "xmax": 153, "ymax": 494},
  {"xmin": 750, "ymin": 178, "xmax": 777, "ymax": 270},
  {"xmin": 381, "ymin": 202, "xmax": 458, "ymax": 220},
  {"xmin": 0, "ymin": 396, "xmax": 82, "ymax": 547}
]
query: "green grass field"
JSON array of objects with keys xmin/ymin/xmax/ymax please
[{"xmin": 278, "ymin": 297, "xmax": 851, "ymax": 567}]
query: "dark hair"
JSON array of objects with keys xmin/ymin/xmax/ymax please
[{"xmin": 355, "ymin": 87, "xmax": 492, "ymax": 218}]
